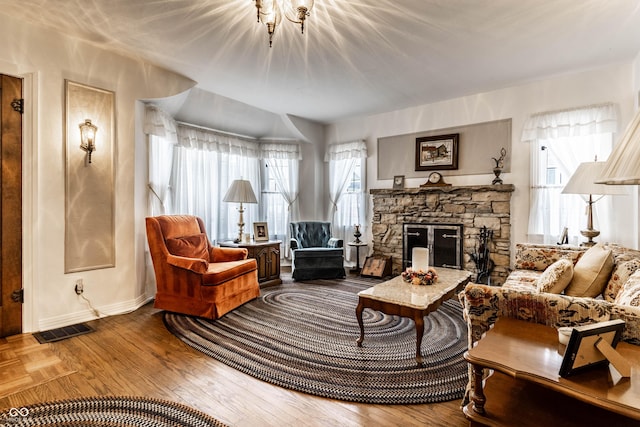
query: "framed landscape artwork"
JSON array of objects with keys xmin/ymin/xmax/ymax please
[{"xmin": 415, "ymin": 133, "xmax": 459, "ymax": 171}]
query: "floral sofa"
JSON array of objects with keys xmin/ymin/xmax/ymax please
[{"xmin": 458, "ymin": 242, "xmax": 640, "ymax": 403}]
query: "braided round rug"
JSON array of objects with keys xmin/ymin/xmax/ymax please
[
  {"xmin": 163, "ymin": 275, "xmax": 468, "ymax": 405},
  {"xmin": 0, "ymin": 396, "xmax": 227, "ymax": 426}
]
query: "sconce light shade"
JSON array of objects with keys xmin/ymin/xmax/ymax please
[
  {"xmin": 223, "ymin": 179, "xmax": 258, "ymax": 243},
  {"xmin": 79, "ymin": 119, "xmax": 98, "ymax": 163}
]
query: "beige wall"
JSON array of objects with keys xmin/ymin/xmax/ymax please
[
  {"xmin": 325, "ymin": 63, "xmax": 639, "ymax": 252},
  {"xmin": 0, "ymin": 12, "xmax": 195, "ymax": 332}
]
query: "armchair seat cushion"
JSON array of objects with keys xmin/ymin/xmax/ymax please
[
  {"xmin": 203, "ymin": 260, "xmax": 258, "ymax": 285},
  {"xmin": 292, "ymin": 247, "xmax": 344, "ymax": 259}
]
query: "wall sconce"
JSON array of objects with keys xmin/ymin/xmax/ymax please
[{"xmin": 79, "ymin": 119, "xmax": 98, "ymax": 163}]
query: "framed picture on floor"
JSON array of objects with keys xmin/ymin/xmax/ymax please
[{"xmin": 253, "ymin": 222, "xmax": 269, "ymax": 241}]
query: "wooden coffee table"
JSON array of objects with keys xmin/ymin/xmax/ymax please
[
  {"xmin": 464, "ymin": 317, "xmax": 640, "ymax": 426},
  {"xmin": 355, "ymin": 267, "xmax": 471, "ymax": 365}
]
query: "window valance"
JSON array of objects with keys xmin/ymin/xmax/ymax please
[
  {"xmin": 144, "ymin": 104, "xmax": 177, "ymax": 139},
  {"xmin": 324, "ymin": 140, "xmax": 368, "ymax": 162},
  {"xmin": 521, "ymin": 103, "xmax": 617, "ymax": 143},
  {"xmin": 261, "ymin": 142, "xmax": 302, "ymax": 160}
]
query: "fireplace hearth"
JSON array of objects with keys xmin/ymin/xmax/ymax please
[{"xmin": 370, "ymin": 184, "xmax": 515, "ymax": 285}]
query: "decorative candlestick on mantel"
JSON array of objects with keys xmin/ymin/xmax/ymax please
[{"xmin": 492, "ymin": 147, "xmax": 507, "ymax": 185}]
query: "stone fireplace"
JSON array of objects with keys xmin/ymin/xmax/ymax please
[{"xmin": 370, "ymin": 184, "xmax": 515, "ymax": 285}]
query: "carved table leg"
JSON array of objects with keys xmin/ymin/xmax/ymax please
[
  {"xmin": 356, "ymin": 299, "xmax": 365, "ymax": 347},
  {"xmin": 470, "ymin": 363, "xmax": 487, "ymax": 415},
  {"xmin": 414, "ymin": 313, "xmax": 425, "ymax": 366}
]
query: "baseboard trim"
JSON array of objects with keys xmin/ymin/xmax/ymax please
[{"xmin": 37, "ymin": 293, "xmax": 154, "ymax": 332}]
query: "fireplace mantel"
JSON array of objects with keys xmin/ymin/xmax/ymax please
[
  {"xmin": 369, "ymin": 184, "xmax": 515, "ymax": 284},
  {"xmin": 371, "ymin": 184, "xmax": 515, "ymax": 196}
]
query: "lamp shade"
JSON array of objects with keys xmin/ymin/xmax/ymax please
[
  {"xmin": 223, "ymin": 179, "xmax": 258, "ymax": 204},
  {"xmin": 562, "ymin": 161, "xmax": 629, "ymax": 196},
  {"xmin": 597, "ymin": 108, "xmax": 640, "ymax": 184}
]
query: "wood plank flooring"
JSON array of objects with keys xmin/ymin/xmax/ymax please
[{"xmin": 0, "ymin": 293, "xmax": 469, "ymax": 426}]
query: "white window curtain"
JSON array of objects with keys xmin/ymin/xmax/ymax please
[
  {"xmin": 326, "ymin": 141, "xmax": 368, "ymax": 262},
  {"xmin": 144, "ymin": 105, "xmax": 177, "ymax": 216},
  {"xmin": 173, "ymin": 125, "xmax": 261, "ymax": 242},
  {"xmin": 262, "ymin": 143, "xmax": 301, "ymax": 258},
  {"xmin": 522, "ymin": 103, "xmax": 618, "ymax": 244}
]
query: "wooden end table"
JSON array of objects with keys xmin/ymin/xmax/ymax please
[
  {"xmin": 464, "ymin": 317, "xmax": 640, "ymax": 426},
  {"xmin": 355, "ymin": 267, "xmax": 471, "ymax": 365},
  {"xmin": 220, "ymin": 240, "xmax": 282, "ymax": 287}
]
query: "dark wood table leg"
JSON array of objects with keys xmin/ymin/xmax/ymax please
[
  {"xmin": 356, "ymin": 299, "xmax": 365, "ymax": 347},
  {"xmin": 414, "ymin": 313, "xmax": 425, "ymax": 365},
  {"xmin": 470, "ymin": 363, "xmax": 487, "ymax": 415}
]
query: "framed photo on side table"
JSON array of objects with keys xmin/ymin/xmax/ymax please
[
  {"xmin": 415, "ymin": 133, "xmax": 459, "ymax": 171},
  {"xmin": 253, "ymin": 222, "xmax": 269, "ymax": 241},
  {"xmin": 559, "ymin": 319, "xmax": 626, "ymax": 377}
]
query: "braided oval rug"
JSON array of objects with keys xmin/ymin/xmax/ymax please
[
  {"xmin": 0, "ymin": 396, "xmax": 227, "ymax": 426},
  {"xmin": 163, "ymin": 275, "xmax": 468, "ymax": 405}
]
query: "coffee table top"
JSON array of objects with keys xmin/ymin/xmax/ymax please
[{"xmin": 357, "ymin": 267, "xmax": 471, "ymax": 309}]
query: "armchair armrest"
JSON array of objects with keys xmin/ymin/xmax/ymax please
[
  {"xmin": 290, "ymin": 238, "xmax": 300, "ymax": 250},
  {"xmin": 167, "ymin": 254, "xmax": 209, "ymax": 274},
  {"xmin": 328, "ymin": 238, "xmax": 343, "ymax": 248},
  {"xmin": 210, "ymin": 246, "xmax": 248, "ymax": 262}
]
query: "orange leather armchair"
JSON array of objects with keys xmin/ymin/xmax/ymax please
[{"xmin": 146, "ymin": 215, "xmax": 260, "ymax": 319}]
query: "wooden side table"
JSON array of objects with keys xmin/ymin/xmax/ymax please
[
  {"xmin": 347, "ymin": 241, "xmax": 367, "ymax": 273},
  {"xmin": 220, "ymin": 240, "xmax": 282, "ymax": 287},
  {"xmin": 463, "ymin": 317, "xmax": 640, "ymax": 426}
]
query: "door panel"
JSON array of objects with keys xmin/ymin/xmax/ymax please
[{"xmin": 0, "ymin": 73, "xmax": 23, "ymax": 337}]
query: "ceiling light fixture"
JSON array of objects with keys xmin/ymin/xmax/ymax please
[{"xmin": 254, "ymin": 0, "xmax": 314, "ymax": 47}]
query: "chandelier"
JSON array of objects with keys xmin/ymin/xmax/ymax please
[{"xmin": 254, "ymin": 0, "xmax": 315, "ymax": 47}]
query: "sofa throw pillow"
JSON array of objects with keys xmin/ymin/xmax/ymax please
[
  {"xmin": 166, "ymin": 233, "xmax": 210, "ymax": 261},
  {"xmin": 565, "ymin": 243, "xmax": 614, "ymax": 298},
  {"xmin": 604, "ymin": 259, "xmax": 640, "ymax": 302},
  {"xmin": 536, "ymin": 258, "xmax": 574, "ymax": 294},
  {"xmin": 615, "ymin": 270, "xmax": 640, "ymax": 307}
]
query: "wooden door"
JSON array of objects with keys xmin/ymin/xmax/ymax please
[{"xmin": 0, "ymin": 74, "xmax": 23, "ymax": 337}]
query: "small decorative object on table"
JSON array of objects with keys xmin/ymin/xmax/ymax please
[
  {"xmin": 491, "ymin": 147, "xmax": 507, "ymax": 185},
  {"xmin": 353, "ymin": 224, "xmax": 362, "ymax": 243},
  {"xmin": 401, "ymin": 267, "xmax": 438, "ymax": 286}
]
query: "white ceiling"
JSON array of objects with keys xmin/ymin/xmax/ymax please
[{"xmin": 4, "ymin": 0, "xmax": 640, "ymax": 139}]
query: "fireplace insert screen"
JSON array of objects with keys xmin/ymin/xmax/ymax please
[{"xmin": 403, "ymin": 223, "xmax": 463, "ymax": 270}]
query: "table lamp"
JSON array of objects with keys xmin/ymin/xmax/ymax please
[
  {"xmin": 223, "ymin": 179, "xmax": 258, "ymax": 243},
  {"xmin": 562, "ymin": 161, "xmax": 627, "ymax": 246}
]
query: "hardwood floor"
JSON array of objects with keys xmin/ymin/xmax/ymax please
[{"xmin": 0, "ymin": 294, "xmax": 470, "ymax": 426}]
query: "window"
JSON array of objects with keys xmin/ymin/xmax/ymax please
[
  {"xmin": 530, "ymin": 134, "xmax": 614, "ymax": 244},
  {"xmin": 326, "ymin": 141, "xmax": 368, "ymax": 264},
  {"xmin": 261, "ymin": 158, "xmax": 291, "ymax": 241},
  {"xmin": 335, "ymin": 157, "xmax": 363, "ymax": 230}
]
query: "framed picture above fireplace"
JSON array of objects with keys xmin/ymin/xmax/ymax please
[{"xmin": 415, "ymin": 133, "xmax": 459, "ymax": 171}]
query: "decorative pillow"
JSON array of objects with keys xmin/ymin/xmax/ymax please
[
  {"xmin": 564, "ymin": 244, "xmax": 614, "ymax": 298},
  {"xmin": 615, "ymin": 270, "xmax": 640, "ymax": 307},
  {"xmin": 604, "ymin": 259, "xmax": 640, "ymax": 302},
  {"xmin": 536, "ymin": 258, "xmax": 574, "ymax": 294},
  {"xmin": 166, "ymin": 233, "xmax": 210, "ymax": 261}
]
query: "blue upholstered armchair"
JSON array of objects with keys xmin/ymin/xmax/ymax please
[{"xmin": 289, "ymin": 221, "xmax": 345, "ymax": 281}]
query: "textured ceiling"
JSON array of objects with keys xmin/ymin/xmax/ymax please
[{"xmin": 3, "ymin": 0, "xmax": 640, "ymax": 138}]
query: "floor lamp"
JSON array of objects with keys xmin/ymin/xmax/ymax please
[
  {"xmin": 562, "ymin": 161, "xmax": 627, "ymax": 246},
  {"xmin": 223, "ymin": 179, "xmax": 258, "ymax": 243}
]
